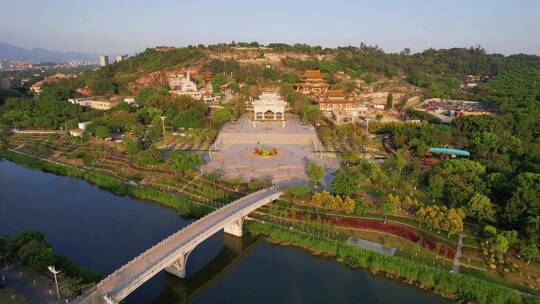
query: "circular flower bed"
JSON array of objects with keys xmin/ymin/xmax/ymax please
[{"xmin": 253, "ymin": 145, "xmax": 278, "ymax": 157}]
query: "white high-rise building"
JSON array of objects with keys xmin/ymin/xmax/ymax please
[
  {"xmin": 116, "ymin": 55, "xmax": 128, "ymax": 63},
  {"xmin": 99, "ymin": 55, "xmax": 109, "ymax": 67}
]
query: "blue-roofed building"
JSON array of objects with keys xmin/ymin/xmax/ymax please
[
  {"xmin": 429, "ymin": 148, "xmax": 470, "ymax": 157},
  {"xmin": 424, "ymin": 147, "xmax": 471, "ymax": 165}
]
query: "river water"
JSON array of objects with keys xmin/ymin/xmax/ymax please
[{"xmin": 0, "ymin": 160, "xmax": 448, "ymax": 303}]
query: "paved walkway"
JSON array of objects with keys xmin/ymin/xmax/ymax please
[
  {"xmin": 178, "ymin": 173, "xmax": 201, "ymax": 192},
  {"xmin": 452, "ymin": 234, "xmax": 464, "ymax": 273},
  {"xmin": 1, "ymin": 265, "xmax": 65, "ymax": 304},
  {"xmin": 346, "ymin": 237, "xmax": 397, "ymax": 256}
]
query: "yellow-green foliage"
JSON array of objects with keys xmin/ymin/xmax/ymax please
[{"xmin": 311, "ymin": 191, "xmax": 355, "ymax": 213}]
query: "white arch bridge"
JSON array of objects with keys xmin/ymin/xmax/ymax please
[{"xmin": 71, "ymin": 186, "xmax": 283, "ymax": 304}]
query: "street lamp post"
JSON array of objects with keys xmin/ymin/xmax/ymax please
[
  {"xmin": 160, "ymin": 116, "xmax": 166, "ymax": 137},
  {"xmin": 47, "ymin": 265, "xmax": 61, "ymax": 301},
  {"xmin": 160, "ymin": 116, "xmax": 167, "ymax": 146},
  {"xmin": 364, "ymin": 118, "xmax": 370, "ymax": 136}
]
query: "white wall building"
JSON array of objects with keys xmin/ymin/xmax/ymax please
[
  {"xmin": 123, "ymin": 97, "xmax": 136, "ymax": 104},
  {"xmin": 253, "ymin": 91, "xmax": 287, "ymax": 121},
  {"xmin": 99, "ymin": 55, "xmax": 109, "ymax": 67},
  {"xmin": 116, "ymin": 55, "xmax": 128, "ymax": 62},
  {"xmin": 78, "ymin": 121, "xmax": 91, "ymax": 130},
  {"xmin": 332, "ymin": 105, "xmax": 369, "ymax": 123},
  {"xmin": 169, "ymin": 72, "xmax": 202, "ymax": 99},
  {"xmin": 68, "ymin": 97, "xmax": 94, "ymax": 107}
]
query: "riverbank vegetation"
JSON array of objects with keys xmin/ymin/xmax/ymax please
[
  {"xmin": 259, "ymin": 199, "xmax": 472, "ymax": 263},
  {"xmin": 0, "ymin": 287, "xmax": 28, "ymax": 304},
  {"xmin": 248, "ymin": 221, "xmax": 538, "ymax": 304},
  {"xmin": 0, "ymin": 231, "xmax": 100, "ymax": 297},
  {"xmin": 0, "ymin": 149, "xmax": 212, "ymax": 218},
  {"xmin": 265, "ymin": 178, "xmax": 540, "ymax": 294}
]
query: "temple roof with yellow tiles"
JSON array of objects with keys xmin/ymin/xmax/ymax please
[
  {"xmin": 294, "ymin": 69, "xmax": 330, "ymax": 88},
  {"xmin": 301, "ymin": 69, "xmax": 325, "ymax": 80},
  {"xmin": 320, "ymin": 90, "xmax": 356, "ymax": 104}
]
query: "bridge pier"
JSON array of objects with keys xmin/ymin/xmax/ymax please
[
  {"xmin": 165, "ymin": 250, "xmax": 192, "ymax": 279},
  {"xmin": 224, "ymin": 216, "xmax": 244, "ymax": 237},
  {"xmin": 72, "ymin": 187, "xmax": 284, "ymax": 304}
]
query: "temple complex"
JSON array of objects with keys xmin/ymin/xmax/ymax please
[
  {"xmin": 169, "ymin": 72, "xmax": 222, "ymax": 103},
  {"xmin": 294, "ymin": 70, "xmax": 330, "ymax": 96},
  {"xmin": 318, "ymin": 89, "xmax": 367, "ymax": 123},
  {"xmin": 169, "ymin": 72, "xmax": 202, "ymax": 99},
  {"xmin": 252, "ymin": 91, "xmax": 287, "ymax": 123}
]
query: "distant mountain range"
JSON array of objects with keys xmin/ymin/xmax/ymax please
[{"xmin": 0, "ymin": 42, "xmax": 99, "ymax": 62}]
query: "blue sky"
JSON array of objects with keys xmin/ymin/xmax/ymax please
[{"xmin": 1, "ymin": 0, "xmax": 539, "ymax": 55}]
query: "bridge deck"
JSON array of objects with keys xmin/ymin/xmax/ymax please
[{"xmin": 72, "ymin": 186, "xmax": 282, "ymax": 304}]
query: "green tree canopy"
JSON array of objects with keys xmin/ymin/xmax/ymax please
[
  {"xmin": 170, "ymin": 151, "xmax": 203, "ymax": 172},
  {"xmin": 504, "ymin": 173, "xmax": 540, "ymax": 226},
  {"xmin": 307, "ymin": 162, "xmax": 325, "ymax": 186},
  {"xmin": 172, "ymin": 108, "xmax": 202, "ymax": 129},
  {"xmin": 466, "ymin": 193, "xmax": 496, "ymax": 223},
  {"xmin": 211, "ymin": 74, "xmax": 228, "ymax": 93},
  {"xmin": 212, "ymin": 107, "xmax": 234, "ymax": 125},
  {"xmin": 302, "ymin": 104, "xmax": 321, "ymax": 123},
  {"xmin": 135, "ymin": 148, "xmax": 162, "ymax": 166},
  {"xmin": 428, "ymin": 159, "xmax": 487, "ymax": 207},
  {"xmin": 94, "ymin": 125, "xmax": 112, "ymax": 138},
  {"xmin": 332, "ymin": 168, "xmax": 364, "ymax": 197}
]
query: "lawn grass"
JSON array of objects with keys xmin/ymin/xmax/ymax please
[{"xmin": 461, "ymin": 267, "xmax": 540, "ymax": 297}]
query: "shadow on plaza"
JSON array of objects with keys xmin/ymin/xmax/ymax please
[{"xmin": 152, "ymin": 233, "xmax": 262, "ymax": 304}]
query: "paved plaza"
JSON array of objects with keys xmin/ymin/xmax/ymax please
[
  {"xmin": 214, "ymin": 115, "xmax": 323, "ymax": 148},
  {"xmin": 204, "ymin": 115, "xmax": 339, "ymax": 185}
]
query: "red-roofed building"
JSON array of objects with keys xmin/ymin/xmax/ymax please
[
  {"xmin": 319, "ymin": 90, "xmax": 367, "ymax": 123},
  {"xmin": 294, "ymin": 70, "xmax": 330, "ymax": 96},
  {"xmin": 30, "ymin": 81, "xmax": 44, "ymax": 94}
]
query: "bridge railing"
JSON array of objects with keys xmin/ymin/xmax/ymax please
[
  {"xmin": 117, "ymin": 205, "xmax": 255, "ymax": 295},
  {"xmin": 72, "ymin": 186, "xmax": 278, "ymax": 303},
  {"xmin": 110, "ymin": 186, "xmax": 279, "ymax": 296}
]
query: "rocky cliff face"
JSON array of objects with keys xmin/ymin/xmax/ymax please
[
  {"xmin": 126, "ymin": 71, "xmax": 169, "ymax": 94},
  {"xmin": 209, "ymin": 47, "xmax": 323, "ymax": 66}
]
